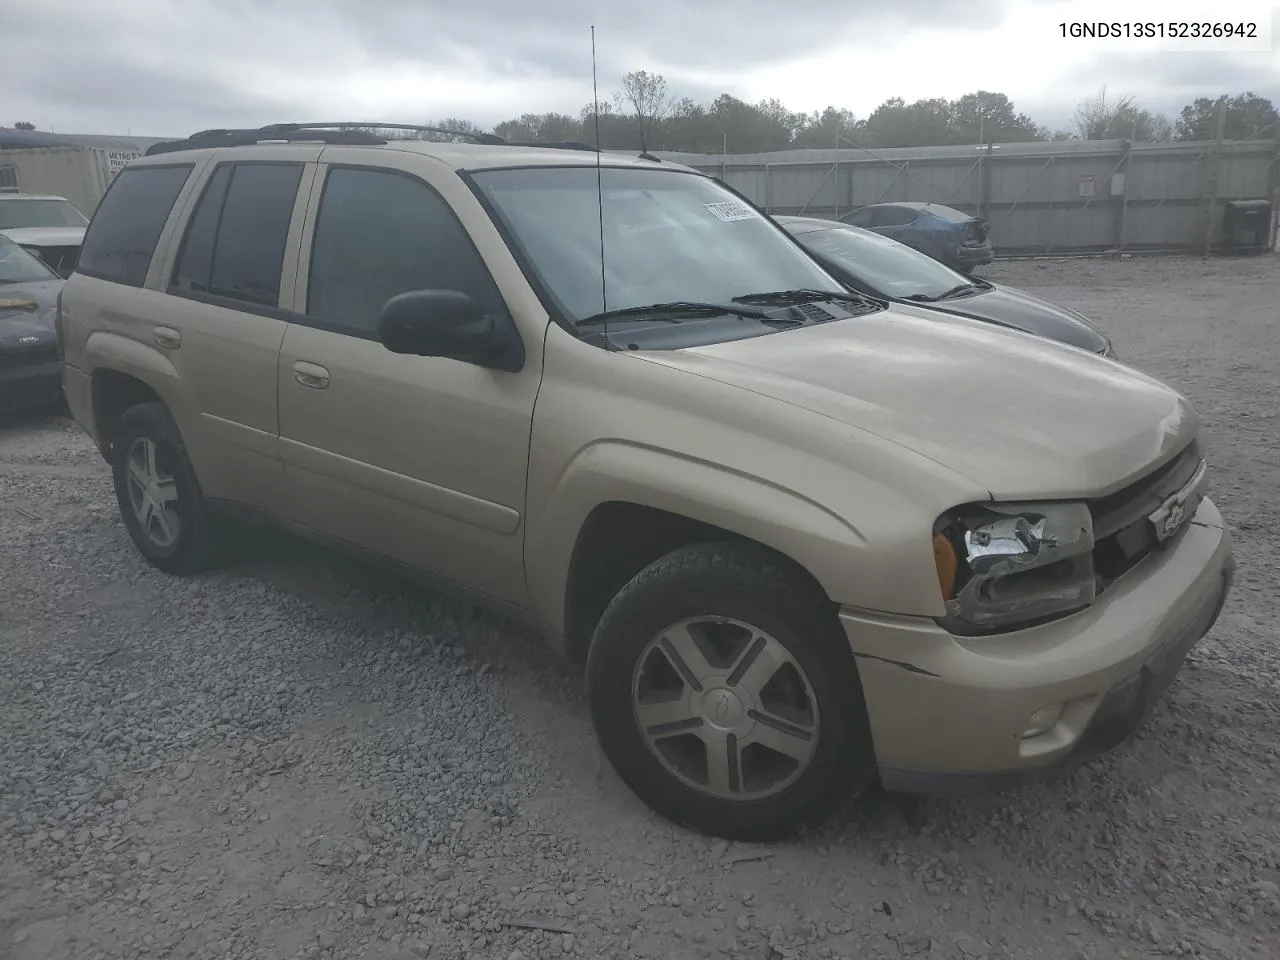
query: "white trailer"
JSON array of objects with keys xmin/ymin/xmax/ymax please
[{"xmin": 0, "ymin": 145, "xmax": 141, "ymax": 217}]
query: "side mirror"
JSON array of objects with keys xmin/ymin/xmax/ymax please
[{"xmin": 378, "ymin": 289, "xmax": 521, "ymax": 370}]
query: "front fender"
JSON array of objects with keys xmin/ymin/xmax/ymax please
[{"xmin": 525, "ymin": 439, "xmax": 869, "ymax": 635}]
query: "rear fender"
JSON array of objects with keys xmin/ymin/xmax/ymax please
[{"xmin": 84, "ymin": 331, "xmax": 189, "ymax": 438}]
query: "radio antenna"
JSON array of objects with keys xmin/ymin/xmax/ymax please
[{"xmin": 591, "ymin": 25, "xmax": 608, "ymax": 330}]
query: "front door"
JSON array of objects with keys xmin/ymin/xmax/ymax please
[{"xmin": 276, "ymin": 151, "xmax": 545, "ymax": 606}]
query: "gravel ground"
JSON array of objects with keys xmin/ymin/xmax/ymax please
[{"xmin": 2, "ymin": 255, "xmax": 1278, "ymax": 960}]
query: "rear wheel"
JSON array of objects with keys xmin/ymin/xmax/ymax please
[
  {"xmin": 586, "ymin": 541, "xmax": 877, "ymax": 840},
  {"xmin": 110, "ymin": 402, "xmax": 225, "ymax": 574}
]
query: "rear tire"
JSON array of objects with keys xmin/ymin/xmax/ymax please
[
  {"xmin": 110, "ymin": 401, "xmax": 226, "ymax": 575},
  {"xmin": 586, "ymin": 541, "xmax": 877, "ymax": 841}
]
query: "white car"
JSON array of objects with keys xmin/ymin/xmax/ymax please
[{"xmin": 0, "ymin": 192, "xmax": 89, "ymax": 277}]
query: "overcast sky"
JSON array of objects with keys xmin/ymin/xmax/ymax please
[{"xmin": 7, "ymin": 0, "xmax": 1279, "ymax": 137}]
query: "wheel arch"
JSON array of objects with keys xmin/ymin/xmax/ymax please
[
  {"xmin": 87, "ymin": 332, "xmax": 183, "ymax": 458},
  {"xmin": 527, "ymin": 440, "xmax": 867, "ymax": 664}
]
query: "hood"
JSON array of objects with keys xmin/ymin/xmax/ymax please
[
  {"xmin": 637, "ymin": 306, "xmax": 1196, "ymax": 501},
  {"xmin": 920, "ymin": 283, "xmax": 1111, "ymax": 354},
  {"xmin": 0, "ymin": 278, "xmax": 61, "ymax": 351},
  {"xmin": 0, "ymin": 226, "xmax": 86, "ymax": 247}
]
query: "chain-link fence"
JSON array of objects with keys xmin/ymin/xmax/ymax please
[{"xmin": 658, "ymin": 137, "xmax": 1280, "ymax": 255}]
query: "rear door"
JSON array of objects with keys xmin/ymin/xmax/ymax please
[{"xmin": 151, "ymin": 147, "xmax": 321, "ymax": 513}]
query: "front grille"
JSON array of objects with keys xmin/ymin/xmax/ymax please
[{"xmin": 1090, "ymin": 441, "xmax": 1203, "ymax": 587}]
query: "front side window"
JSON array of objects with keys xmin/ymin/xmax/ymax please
[
  {"xmin": 172, "ymin": 162, "xmax": 303, "ymax": 308},
  {"xmin": 794, "ymin": 225, "xmax": 972, "ymax": 300},
  {"xmin": 306, "ymin": 166, "xmax": 507, "ymax": 334},
  {"xmin": 0, "ymin": 234, "xmax": 58, "ymax": 283},
  {"xmin": 0, "ymin": 198, "xmax": 89, "ymax": 229},
  {"xmin": 76, "ymin": 164, "xmax": 193, "ymax": 287},
  {"xmin": 470, "ymin": 166, "xmax": 844, "ymax": 324}
]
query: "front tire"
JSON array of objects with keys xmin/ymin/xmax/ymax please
[
  {"xmin": 586, "ymin": 541, "xmax": 877, "ymax": 841},
  {"xmin": 110, "ymin": 401, "xmax": 225, "ymax": 575}
]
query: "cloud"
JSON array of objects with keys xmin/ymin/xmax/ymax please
[{"xmin": 5, "ymin": 0, "xmax": 1277, "ymax": 136}]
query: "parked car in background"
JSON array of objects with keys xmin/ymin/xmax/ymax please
[
  {"xmin": 0, "ymin": 233, "xmax": 64, "ymax": 409},
  {"xmin": 0, "ymin": 191, "xmax": 89, "ymax": 278},
  {"xmin": 778, "ymin": 216, "xmax": 1114, "ymax": 356},
  {"xmin": 838, "ymin": 201, "xmax": 993, "ymax": 272}
]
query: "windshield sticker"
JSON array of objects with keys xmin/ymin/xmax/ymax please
[{"xmin": 703, "ymin": 200, "xmax": 757, "ymax": 223}]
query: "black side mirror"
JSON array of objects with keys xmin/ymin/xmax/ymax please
[{"xmin": 377, "ymin": 290, "xmax": 522, "ymax": 371}]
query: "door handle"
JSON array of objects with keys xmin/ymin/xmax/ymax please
[
  {"xmin": 153, "ymin": 326, "xmax": 182, "ymax": 350},
  {"xmin": 292, "ymin": 361, "xmax": 330, "ymax": 390}
]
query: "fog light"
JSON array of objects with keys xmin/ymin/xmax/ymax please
[{"xmin": 1022, "ymin": 704, "xmax": 1064, "ymax": 739}]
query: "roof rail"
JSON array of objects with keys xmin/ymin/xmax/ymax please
[
  {"xmin": 143, "ymin": 123, "xmax": 602, "ymax": 157},
  {"xmin": 144, "ymin": 126, "xmax": 388, "ymax": 156},
  {"xmin": 505, "ymin": 140, "xmax": 600, "ymax": 153},
  {"xmin": 260, "ymin": 122, "xmax": 507, "ymax": 145}
]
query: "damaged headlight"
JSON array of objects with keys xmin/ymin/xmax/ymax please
[{"xmin": 932, "ymin": 502, "xmax": 1095, "ymax": 634}]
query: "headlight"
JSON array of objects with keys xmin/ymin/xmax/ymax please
[{"xmin": 932, "ymin": 502, "xmax": 1095, "ymax": 634}]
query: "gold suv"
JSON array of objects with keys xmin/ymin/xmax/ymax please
[{"xmin": 58, "ymin": 123, "xmax": 1234, "ymax": 840}]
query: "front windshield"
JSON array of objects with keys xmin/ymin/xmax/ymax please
[
  {"xmin": 0, "ymin": 198, "xmax": 89, "ymax": 229},
  {"xmin": 0, "ymin": 235, "xmax": 57, "ymax": 283},
  {"xmin": 794, "ymin": 224, "xmax": 972, "ymax": 299},
  {"xmin": 471, "ymin": 166, "xmax": 845, "ymax": 323}
]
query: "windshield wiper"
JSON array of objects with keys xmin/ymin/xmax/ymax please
[
  {"xmin": 903, "ymin": 283, "xmax": 980, "ymax": 303},
  {"xmin": 732, "ymin": 288, "xmax": 865, "ymax": 307},
  {"xmin": 937, "ymin": 283, "xmax": 981, "ymax": 300},
  {"xmin": 577, "ymin": 301, "xmax": 771, "ymax": 327}
]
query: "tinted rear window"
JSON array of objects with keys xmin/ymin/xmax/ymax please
[
  {"xmin": 76, "ymin": 165, "xmax": 193, "ymax": 287},
  {"xmin": 172, "ymin": 162, "xmax": 303, "ymax": 308},
  {"xmin": 921, "ymin": 204, "xmax": 976, "ymax": 223}
]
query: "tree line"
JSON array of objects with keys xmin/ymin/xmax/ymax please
[
  {"xmin": 393, "ymin": 77, "xmax": 1280, "ymax": 153},
  {"xmin": 13, "ymin": 79, "xmax": 1278, "ymax": 153}
]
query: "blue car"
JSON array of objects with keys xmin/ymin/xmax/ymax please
[
  {"xmin": 778, "ymin": 216, "xmax": 1113, "ymax": 357},
  {"xmin": 838, "ymin": 201, "xmax": 994, "ymax": 272}
]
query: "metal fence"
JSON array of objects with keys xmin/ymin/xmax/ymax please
[{"xmin": 656, "ymin": 138, "xmax": 1280, "ymax": 255}]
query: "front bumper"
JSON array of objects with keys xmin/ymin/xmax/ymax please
[
  {"xmin": 840, "ymin": 496, "xmax": 1234, "ymax": 793},
  {"xmin": 0, "ymin": 355, "xmax": 62, "ymax": 404}
]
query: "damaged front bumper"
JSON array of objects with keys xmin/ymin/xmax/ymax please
[{"xmin": 839, "ymin": 496, "xmax": 1234, "ymax": 793}]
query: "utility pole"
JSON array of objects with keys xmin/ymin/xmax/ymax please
[
  {"xmin": 977, "ymin": 114, "xmax": 985, "ymax": 218},
  {"xmin": 1203, "ymin": 95, "xmax": 1228, "ymax": 257},
  {"xmin": 1272, "ymin": 140, "xmax": 1280, "ymax": 253},
  {"xmin": 833, "ymin": 126, "xmax": 840, "ymax": 220}
]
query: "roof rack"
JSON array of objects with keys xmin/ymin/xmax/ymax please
[
  {"xmin": 505, "ymin": 140, "xmax": 600, "ymax": 153},
  {"xmin": 144, "ymin": 123, "xmax": 601, "ymax": 157}
]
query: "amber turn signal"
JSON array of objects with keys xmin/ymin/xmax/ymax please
[{"xmin": 933, "ymin": 532, "xmax": 958, "ymax": 601}]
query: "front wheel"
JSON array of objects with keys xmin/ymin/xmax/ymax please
[{"xmin": 586, "ymin": 541, "xmax": 877, "ymax": 840}]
